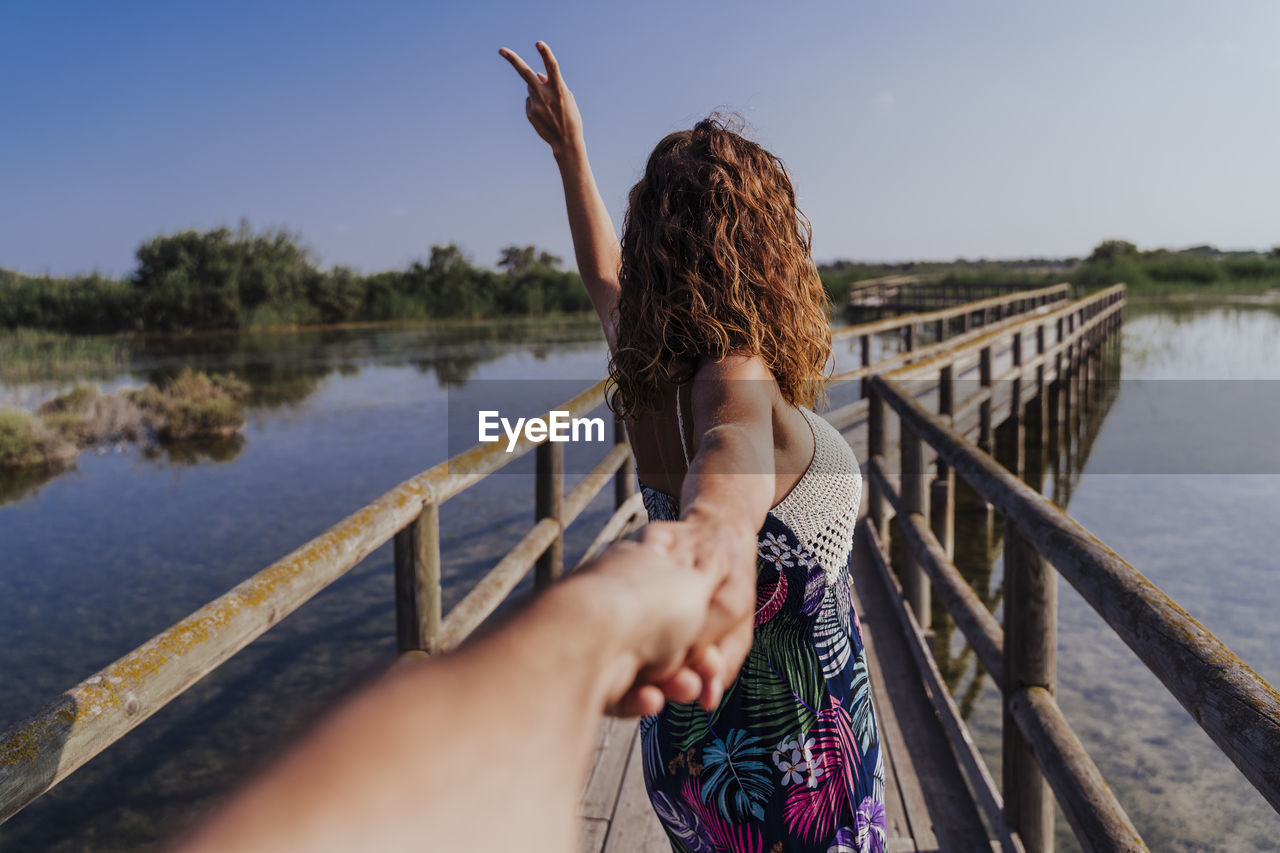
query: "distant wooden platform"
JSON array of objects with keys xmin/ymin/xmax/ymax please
[{"xmin": 577, "ymin": 516, "xmax": 995, "ymax": 852}]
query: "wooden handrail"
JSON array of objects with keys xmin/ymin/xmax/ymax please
[
  {"xmin": 866, "ymin": 455, "xmax": 1004, "ymax": 688},
  {"xmin": 849, "ymin": 283, "xmax": 1147, "ymax": 851},
  {"xmin": 860, "ymin": 283, "xmax": 1280, "ymax": 850},
  {"xmin": 0, "ymin": 377, "xmax": 616, "ymax": 823},
  {"xmin": 833, "ymin": 282, "xmax": 1069, "ymax": 339},
  {"xmin": 868, "ymin": 361, "xmax": 1280, "ymax": 814},
  {"xmin": 828, "ymin": 295, "xmax": 1067, "ymax": 385},
  {"xmin": 882, "ymin": 284, "xmax": 1124, "ymax": 381},
  {"xmin": 439, "ymin": 443, "xmax": 635, "ymax": 649},
  {"xmin": 1007, "ymin": 687, "xmax": 1145, "ymax": 850}
]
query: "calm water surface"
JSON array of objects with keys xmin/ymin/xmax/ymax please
[{"xmin": 1, "ymin": 301, "xmax": 1277, "ymax": 850}]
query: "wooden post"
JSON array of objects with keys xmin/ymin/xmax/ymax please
[
  {"xmin": 868, "ymin": 387, "xmax": 889, "ymax": 549},
  {"xmin": 904, "ymin": 322, "xmax": 915, "ymax": 353},
  {"xmin": 933, "ymin": 364, "xmax": 955, "ymax": 561},
  {"xmin": 1069, "ymin": 335, "xmax": 1082, "ymax": 461},
  {"xmin": 1080, "ymin": 315, "xmax": 1091, "ymax": 401},
  {"xmin": 1035, "ymin": 324, "xmax": 1049, "ymax": 483},
  {"xmin": 860, "ymin": 334, "xmax": 872, "ymax": 399},
  {"xmin": 978, "ymin": 346, "xmax": 993, "ymax": 454},
  {"xmin": 900, "ymin": 419, "xmax": 931, "ymax": 631},
  {"xmin": 394, "ymin": 503, "xmax": 442, "ymax": 654},
  {"xmin": 1003, "ymin": 524, "xmax": 1058, "ymax": 852},
  {"xmin": 1011, "ymin": 331, "xmax": 1025, "ymax": 477},
  {"xmin": 535, "ymin": 441, "xmax": 564, "ymax": 588},
  {"xmin": 613, "ymin": 417, "xmax": 634, "ymax": 509},
  {"xmin": 935, "ymin": 317, "xmax": 946, "ymax": 344},
  {"xmin": 962, "ymin": 310, "xmax": 972, "ymax": 333},
  {"xmin": 1062, "ymin": 345, "xmax": 1075, "ymax": 480}
]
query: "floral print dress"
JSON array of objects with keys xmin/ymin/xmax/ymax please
[{"xmin": 638, "ymin": 405, "xmax": 886, "ymax": 853}]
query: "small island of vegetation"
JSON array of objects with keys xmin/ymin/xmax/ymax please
[{"xmin": 0, "ymin": 369, "xmax": 249, "ymax": 469}]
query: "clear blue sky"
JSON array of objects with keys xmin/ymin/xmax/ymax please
[{"xmin": 2, "ymin": 0, "xmax": 1276, "ymax": 277}]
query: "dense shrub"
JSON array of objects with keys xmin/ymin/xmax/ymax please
[
  {"xmin": 1, "ymin": 228, "xmax": 592, "ymax": 334},
  {"xmin": 126, "ymin": 368, "xmax": 250, "ymax": 440},
  {"xmin": 7, "ymin": 230, "xmax": 1279, "ymax": 335},
  {"xmin": 1223, "ymin": 255, "xmax": 1280, "ymax": 279},
  {"xmin": 0, "ymin": 408, "xmax": 76, "ymax": 468},
  {"xmin": 1072, "ymin": 257, "xmax": 1149, "ymax": 288},
  {"xmin": 1141, "ymin": 254, "xmax": 1222, "ymax": 284}
]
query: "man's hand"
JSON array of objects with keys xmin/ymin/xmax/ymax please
[
  {"xmin": 594, "ymin": 518, "xmax": 756, "ymax": 718},
  {"xmin": 498, "ymin": 41, "xmax": 583, "ymax": 158}
]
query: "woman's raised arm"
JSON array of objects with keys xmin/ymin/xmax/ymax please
[{"xmin": 499, "ymin": 42, "xmax": 621, "ymax": 350}]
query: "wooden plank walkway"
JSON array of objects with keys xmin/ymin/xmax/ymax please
[{"xmin": 577, "ymin": 514, "xmax": 995, "ymax": 852}]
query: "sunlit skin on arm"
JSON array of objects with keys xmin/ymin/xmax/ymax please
[
  {"xmin": 672, "ymin": 355, "xmax": 778, "ymax": 704},
  {"xmin": 171, "ymin": 537, "xmax": 729, "ymax": 853}
]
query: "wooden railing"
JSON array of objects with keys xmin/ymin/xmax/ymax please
[
  {"xmin": 847, "ymin": 276, "xmax": 1075, "ymax": 316},
  {"xmin": 0, "ymin": 379, "xmax": 640, "ymax": 823},
  {"xmin": 0, "ymin": 288, "xmax": 1066, "ymax": 826},
  {"xmin": 861, "ymin": 283, "xmax": 1280, "ymax": 852},
  {"xmin": 831, "ymin": 282, "xmax": 1069, "ymax": 379}
]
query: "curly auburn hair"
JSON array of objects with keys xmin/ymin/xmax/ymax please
[{"xmin": 607, "ymin": 113, "xmax": 832, "ymax": 420}]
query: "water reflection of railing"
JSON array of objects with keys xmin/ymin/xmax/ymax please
[
  {"xmin": 862, "ymin": 284, "xmax": 1280, "ymax": 850},
  {"xmin": 935, "ymin": 320, "xmax": 1123, "ymax": 720},
  {"xmin": 0, "ymin": 285, "xmax": 1070, "ymax": 826}
]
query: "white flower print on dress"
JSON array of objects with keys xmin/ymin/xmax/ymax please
[
  {"xmin": 772, "ymin": 736, "xmax": 799, "ymax": 769},
  {"xmin": 774, "ymin": 734, "xmax": 813, "ymax": 785},
  {"xmin": 759, "ymin": 531, "xmax": 807, "ymax": 570},
  {"xmin": 773, "ymin": 758, "xmax": 803, "ymax": 783},
  {"xmin": 800, "ymin": 736, "xmax": 827, "ymax": 788}
]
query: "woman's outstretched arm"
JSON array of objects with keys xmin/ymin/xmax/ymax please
[{"xmin": 500, "ymin": 42, "xmax": 621, "ymax": 349}]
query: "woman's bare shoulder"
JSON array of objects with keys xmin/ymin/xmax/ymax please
[{"xmin": 690, "ymin": 352, "xmax": 775, "ymax": 384}]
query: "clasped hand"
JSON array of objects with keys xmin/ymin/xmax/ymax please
[{"xmin": 578, "ymin": 515, "xmax": 757, "ymax": 718}]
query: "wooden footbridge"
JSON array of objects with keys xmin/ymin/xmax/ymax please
[
  {"xmin": 845, "ymin": 275, "xmax": 1078, "ymax": 324},
  {"xmin": 3, "ymin": 283, "xmax": 1279, "ymax": 852}
]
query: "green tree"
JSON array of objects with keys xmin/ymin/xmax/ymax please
[
  {"xmin": 308, "ymin": 266, "xmax": 364, "ymax": 323},
  {"xmin": 1086, "ymin": 240, "xmax": 1138, "ymax": 263},
  {"xmin": 133, "ymin": 228, "xmax": 244, "ymax": 331},
  {"xmin": 498, "ymin": 245, "xmax": 538, "ymax": 275}
]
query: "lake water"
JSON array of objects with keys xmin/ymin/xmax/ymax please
[{"xmin": 0, "ymin": 299, "xmax": 1277, "ymax": 850}]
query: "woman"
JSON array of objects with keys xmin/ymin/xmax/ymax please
[{"xmin": 501, "ymin": 42, "xmax": 885, "ymax": 853}]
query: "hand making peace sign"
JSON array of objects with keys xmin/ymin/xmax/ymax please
[{"xmin": 498, "ymin": 42, "xmax": 584, "ymax": 157}]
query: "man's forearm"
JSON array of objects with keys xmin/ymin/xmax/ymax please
[{"xmin": 174, "ymin": 575, "xmax": 638, "ymax": 853}]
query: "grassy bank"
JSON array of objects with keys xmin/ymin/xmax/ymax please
[
  {"xmin": 0, "ymin": 369, "xmax": 250, "ymax": 469},
  {"xmin": 6, "ymin": 230, "xmax": 1278, "ymax": 336},
  {"xmin": 0, "ymin": 226, "xmax": 591, "ymax": 335},
  {"xmin": 929, "ymin": 241, "xmax": 1280, "ymax": 297}
]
